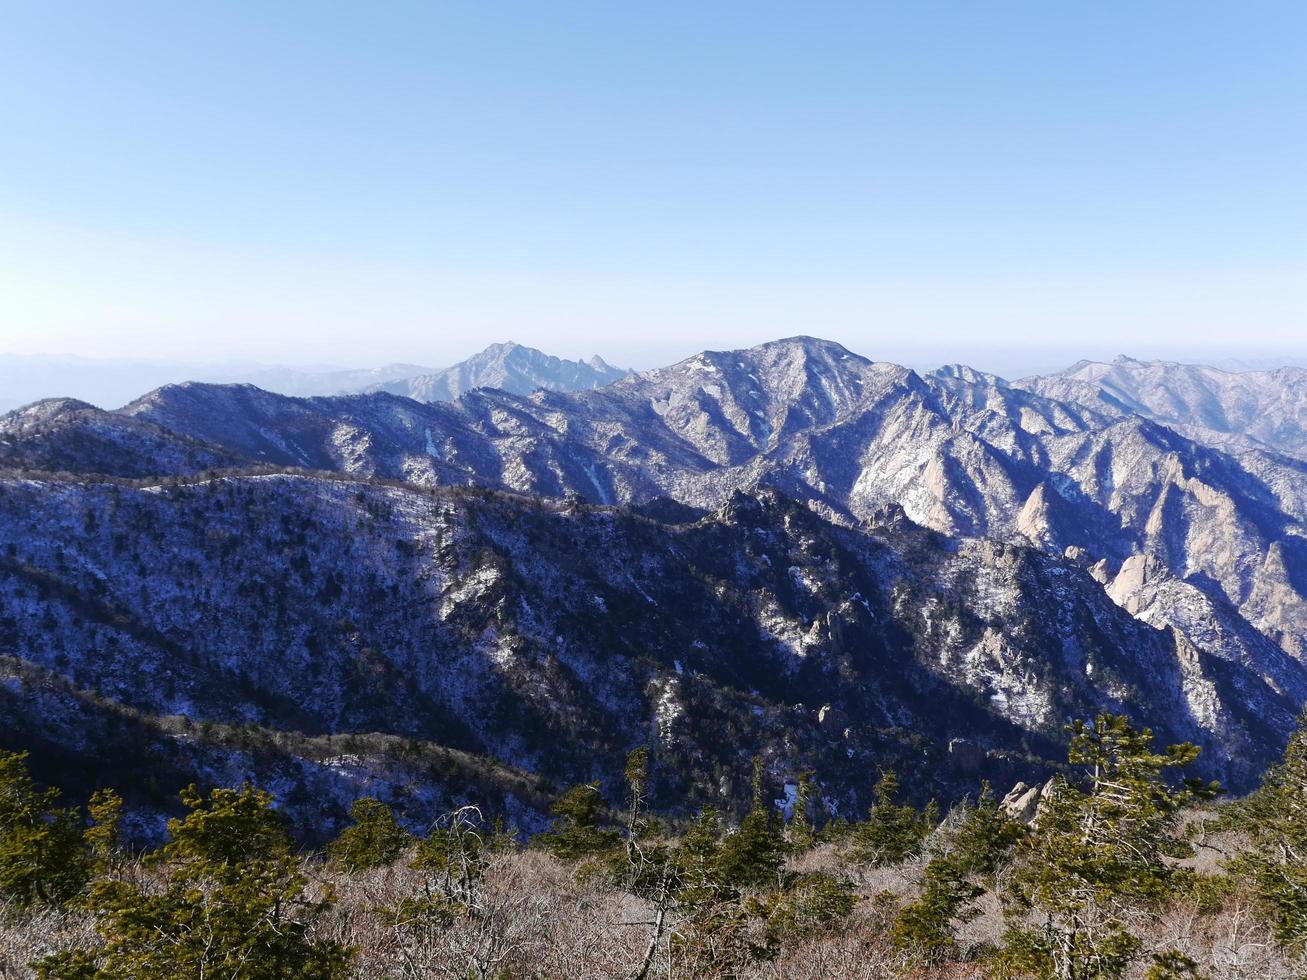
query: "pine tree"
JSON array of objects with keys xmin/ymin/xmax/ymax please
[
  {"xmin": 850, "ymin": 769, "xmax": 935, "ymax": 866},
  {"xmin": 999, "ymin": 715, "xmax": 1217, "ymax": 980},
  {"xmin": 36, "ymin": 784, "xmax": 352, "ymax": 980},
  {"xmin": 1143, "ymin": 950, "xmax": 1205, "ymax": 979},
  {"xmin": 1231, "ymin": 709, "xmax": 1307, "ymax": 952},
  {"xmin": 535, "ymin": 781, "xmax": 620, "ymax": 860},
  {"xmin": 0, "ymin": 750, "xmax": 87, "ymax": 908},
  {"xmin": 893, "ymin": 784, "xmax": 1025, "ymax": 961},
  {"xmin": 329, "ymin": 797, "xmax": 410, "ymax": 872},
  {"xmin": 617, "ymin": 748, "xmax": 678, "ymax": 980},
  {"xmin": 667, "ymin": 810, "xmax": 754, "ymax": 975},
  {"xmin": 787, "ymin": 771, "xmax": 816, "ymax": 850},
  {"xmin": 715, "ymin": 806, "xmax": 787, "ymax": 890},
  {"xmin": 83, "ymin": 789, "xmax": 123, "ymax": 877},
  {"xmin": 674, "ymin": 809, "xmax": 731, "ymax": 906},
  {"xmin": 748, "ymin": 871, "xmax": 859, "ymax": 956},
  {"xmin": 715, "ymin": 757, "xmax": 786, "ymax": 889},
  {"xmin": 624, "ymin": 746, "xmax": 650, "ymax": 837}
]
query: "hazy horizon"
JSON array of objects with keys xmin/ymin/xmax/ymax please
[{"xmin": 6, "ymin": 337, "xmax": 1307, "ymax": 376}]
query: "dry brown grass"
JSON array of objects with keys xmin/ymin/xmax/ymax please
[
  {"xmin": 0, "ymin": 902, "xmax": 97, "ymax": 976},
  {"xmin": 0, "ymin": 844, "xmax": 1299, "ymax": 978},
  {"xmin": 1125, "ymin": 890, "xmax": 1296, "ymax": 979}
]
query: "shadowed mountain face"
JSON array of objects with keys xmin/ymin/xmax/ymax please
[
  {"xmin": 3, "ymin": 336, "xmax": 1307, "ymax": 827},
  {"xmin": 0, "ymin": 477, "xmax": 1297, "ymax": 810}
]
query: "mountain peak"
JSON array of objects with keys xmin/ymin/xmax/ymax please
[
  {"xmin": 6, "ymin": 396, "xmax": 100, "ymax": 419},
  {"xmin": 367, "ymin": 343, "xmax": 628, "ymax": 403},
  {"xmin": 752, "ymin": 335, "xmax": 866, "ymax": 360},
  {"xmin": 932, "ymin": 363, "xmax": 1008, "ymax": 387}
]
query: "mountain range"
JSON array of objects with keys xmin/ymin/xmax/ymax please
[
  {"xmin": 1016, "ymin": 355, "xmax": 1307, "ymax": 458},
  {"xmin": 2, "ymin": 336, "xmax": 1306, "ymax": 836}
]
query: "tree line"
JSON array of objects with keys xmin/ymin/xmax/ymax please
[{"xmin": 1, "ymin": 712, "xmax": 1305, "ymax": 978}]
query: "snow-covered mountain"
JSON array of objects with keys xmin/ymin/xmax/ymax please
[
  {"xmin": 0, "ymin": 397, "xmax": 249, "ymax": 476},
  {"xmin": 367, "ymin": 342, "xmax": 628, "ymax": 402},
  {"xmin": 3, "ymin": 336, "xmax": 1307, "ymax": 829},
  {"xmin": 75, "ymin": 337, "xmax": 1303, "ymax": 659},
  {"xmin": 1016, "ymin": 355, "xmax": 1307, "ymax": 458}
]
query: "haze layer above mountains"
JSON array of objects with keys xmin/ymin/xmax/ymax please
[
  {"xmin": 3, "ymin": 336, "xmax": 1306, "ymax": 836},
  {"xmin": 0, "ymin": 342, "xmax": 628, "ymax": 414}
]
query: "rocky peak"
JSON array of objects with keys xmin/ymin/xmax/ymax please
[
  {"xmin": 1000, "ymin": 779, "xmax": 1056, "ymax": 824},
  {"xmin": 1107, "ymin": 553, "xmax": 1171, "ymax": 614},
  {"xmin": 932, "ymin": 364, "xmax": 1008, "ymax": 387},
  {"xmin": 367, "ymin": 343, "xmax": 629, "ymax": 403}
]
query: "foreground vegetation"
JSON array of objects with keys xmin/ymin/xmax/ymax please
[{"xmin": 1, "ymin": 713, "xmax": 1305, "ymax": 978}]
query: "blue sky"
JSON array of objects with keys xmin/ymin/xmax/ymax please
[{"xmin": 1, "ymin": 1, "xmax": 1304, "ymax": 371}]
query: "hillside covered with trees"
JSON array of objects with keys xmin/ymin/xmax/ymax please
[{"xmin": 2, "ymin": 712, "xmax": 1305, "ymax": 979}]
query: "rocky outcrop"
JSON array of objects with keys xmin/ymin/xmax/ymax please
[
  {"xmin": 1001, "ymin": 779, "xmax": 1056, "ymax": 824},
  {"xmin": 1107, "ymin": 554, "xmax": 1168, "ymax": 615}
]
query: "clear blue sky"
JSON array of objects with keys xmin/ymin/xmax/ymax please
[{"xmin": 1, "ymin": 1, "xmax": 1304, "ymax": 371}]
